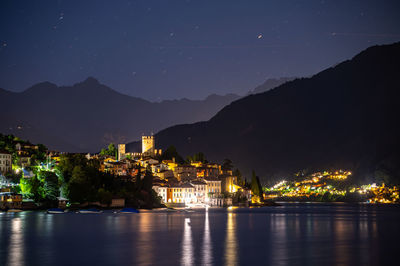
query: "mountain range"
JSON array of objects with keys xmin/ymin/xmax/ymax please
[
  {"xmin": 0, "ymin": 78, "xmax": 238, "ymax": 152},
  {"xmin": 139, "ymin": 42, "xmax": 400, "ymax": 183},
  {"xmin": 0, "ymin": 76, "xmax": 293, "ymax": 152}
]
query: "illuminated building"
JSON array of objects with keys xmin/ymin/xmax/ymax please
[
  {"xmin": 0, "ymin": 191, "xmax": 22, "ymax": 209},
  {"xmin": 0, "ymin": 150, "xmax": 12, "ymax": 174},
  {"xmin": 219, "ymin": 174, "xmax": 238, "ymax": 193},
  {"xmin": 190, "ymin": 179, "xmax": 208, "ymax": 203},
  {"xmin": 162, "ymin": 159, "xmax": 178, "ymax": 171},
  {"xmin": 167, "ymin": 183, "xmax": 195, "ymax": 204},
  {"xmin": 142, "ymin": 135, "xmax": 156, "ymax": 156},
  {"xmin": 117, "ymin": 144, "xmax": 126, "ymax": 160},
  {"xmin": 204, "ymin": 177, "xmax": 222, "ymax": 194},
  {"xmin": 152, "ymin": 185, "xmax": 168, "ymax": 203},
  {"xmin": 153, "ymin": 170, "xmax": 174, "ymax": 180},
  {"xmin": 196, "ymin": 165, "xmax": 221, "ymax": 178},
  {"xmin": 174, "ymin": 165, "xmax": 197, "ymax": 181}
]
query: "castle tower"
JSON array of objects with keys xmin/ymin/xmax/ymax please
[
  {"xmin": 118, "ymin": 144, "xmax": 126, "ymax": 161},
  {"xmin": 142, "ymin": 135, "xmax": 155, "ymax": 156}
]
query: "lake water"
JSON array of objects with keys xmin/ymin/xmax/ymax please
[{"xmin": 1, "ymin": 203, "xmax": 399, "ymax": 266}]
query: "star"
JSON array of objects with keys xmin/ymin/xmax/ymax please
[{"xmin": 257, "ymin": 34, "xmax": 263, "ymax": 39}]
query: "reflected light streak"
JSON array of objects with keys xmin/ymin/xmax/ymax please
[
  {"xmin": 137, "ymin": 214, "xmax": 152, "ymax": 265},
  {"xmin": 8, "ymin": 217, "xmax": 24, "ymax": 266},
  {"xmin": 181, "ymin": 218, "xmax": 194, "ymax": 266},
  {"xmin": 334, "ymin": 219, "xmax": 352, "ymax": 265},
  {"xmin": 270, "ymin": 214, "xmax": 287, "ymax": 265},
  {"xmin": 202, "ymin": 209, "xmax": 213, "ymax": 265},
  {"xmin": 224, "ymin": 212, "xmax": 238, "ymax": 266}
]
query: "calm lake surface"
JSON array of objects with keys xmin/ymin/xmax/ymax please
[{"xmin": 1, "ymin": 203, "xmax": 399, "ymax": 266}]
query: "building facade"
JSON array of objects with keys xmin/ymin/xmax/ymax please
[
  {"xmin": 142, "ymin": 136, "xmax": 155, "ymax": 156},
  {"xmin": 0, "ymin": 151, "xmax": 12, "ymax": 174},
  {"xmin": 118, "ymin": 144, "xmax": 126, "ymax": 160},
  {"xmin": 190, "ymin": 179, "xmax": 208, "ymax": 203}
]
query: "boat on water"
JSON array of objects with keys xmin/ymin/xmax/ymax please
[
  {"xmin": 78, "ymin": 208, "xmax": 102, "ymax": 214},
  {"xmin": 47, "ymin": 208, "xmax": 65, "ymax": 214},
  {"xmin": 118, "ymin": 207, "xmax": 139, "ymax": 214},
  {"xmin": 7, "ymin": 209, "xmax": 23, "ymax": 213}
]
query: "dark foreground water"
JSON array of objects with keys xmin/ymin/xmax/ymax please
[{"xmin": 1, "ymin": 203, "xmax": 400, "ymax": 266}]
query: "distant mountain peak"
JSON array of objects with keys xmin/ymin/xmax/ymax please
[
  {"xmin": 81, "ymin": 77, "xmax": 100, "ymax": 85},
  {"xmin": 73, "ymin": 77, "xmax": 101, "ymax": 88},
  {"xmin": 24, "ymin": 81, "xmax": 58, "ymax": 94}
]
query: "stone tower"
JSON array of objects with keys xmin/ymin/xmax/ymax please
[
  {"xmin": 117, "ymin": 144, "xmax": 126, "ymax": 160},
  {"xmin": 142, "ymin": 135, "xmax": 155, "ymax": 156}
]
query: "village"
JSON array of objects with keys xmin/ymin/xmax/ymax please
[
  {"xmin": 0, "ymin": 134, "xmax": 254, "ymax": 210},
  {"xmin": 88, "ymin": 136, "xmax": 252, "ymax": 207}
]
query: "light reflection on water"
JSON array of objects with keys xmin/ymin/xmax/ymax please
[
  {"xmin": 181, "ymin": 218, "xmax": 193, "ymax": 265},
  {"xmin": 138, "ymin": 213, "xmax": 153, "ymax": 265},
  {"xmin": 202, "ymin": 209, "xmax": 213, "ymax": 265},
  {"xmin": 8, "ymin": 217, "xmax": 24, "ymax": 266},
  {"xmin": 224, "ymin": 212, "xmax": 238, "ymax": 266},
  {"xmin": 0, "ymin": 204, "xmax": 399, "ymax": 266}
]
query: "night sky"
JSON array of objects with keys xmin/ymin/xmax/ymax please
[{"xmin": 1, "ymin": 0, "xmax": 399, "ymax": 101}]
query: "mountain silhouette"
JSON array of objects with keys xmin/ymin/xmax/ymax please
[
  {"xmin": 0, "ymin": 77, "xmax": 241, "ymax": 152},
  {"xmin": 145, "ymin": 42, "xmax": 400, "ymax": 183}
]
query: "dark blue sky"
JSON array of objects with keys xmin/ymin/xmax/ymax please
[{"xmin": 1, "ymin": 0, "xmax": 399, "ymax": 101}]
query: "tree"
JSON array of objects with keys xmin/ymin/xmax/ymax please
[
  {"xmin": 159, "ymin": 146, "xmax": 184, "ymax": 163},
  {"xmin": 222, "ymin": 159, "xmax": 233, "ymax": 172},
  {"xmin": 29, "ymin": 176, "xmax": 43, "ymax": 202},
  {"xmin": 20, "ymin": 177, "xmax": 33, "ymax": 196},
  {"xmin": 187, "ymin": 152, "xmax": 207, "ymax": 163},
  {"xmin": 99, "ymin": 143, "xmax": 117, "ymax": 158},
  {"xmin": 135, "ymin": 165, "xmax": 142, "ymax": 189},
  {"xmin": 98, "ymin": 188, "xmax": 113, "ymax": 206},
  {"xmin": 233, "ymin": 168, "xmax": 244, "ymax": 187},
  {"xmin": 5, "ymin": 172, "xmax": 22, "ymax": 185},
  {"xmin": 42, "ymin": 171, "xmax": 60, "ymax": 201},
  {"xmin": 67, "ymin": 165, "xmax": 89, "ymax": 203},
  {"xmin": 142, "ymin": 166, "xmax": 153, "ymax": 193},
  {"xmin": 108, "ymin": 143, "xmax": 117, "ymax": 158},
  {"xmin": 251, "ymin": 170, "xmax": 263, "ymax": 198}
]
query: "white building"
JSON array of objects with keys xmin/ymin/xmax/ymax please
[
  {"xmin": 190, "ymin": 179, "xmax": 208, "ymax": 203},
  {"xmin": 168, "ymin": 183, "xmax": 195, "ymax": 204},
  {"xmin": 0, "ymin": 151, "xmax": 12, "ymax": 174},
  {"xmin": 152, "ymin": 185, "xmax": 168, "ymax": 203},
  {"xmin": 204, "ymin": 177, "xmax": 222, "ymax": 194}
]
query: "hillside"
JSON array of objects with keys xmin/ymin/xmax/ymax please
[
  {"xmin": 0, "ymin": 78, "xmax": 240, "ymax": 152},
  {"xmin": 149, "ymin": 42, "xmax": 400, "ymax": 183},
  {"xmin": 248, "ymin": 77, "xmax": 296, "ymax": 95}
]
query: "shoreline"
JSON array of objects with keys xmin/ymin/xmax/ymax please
[{"xmin": 2, "ymin": 201, "xmax": 399, "ymax": 213}]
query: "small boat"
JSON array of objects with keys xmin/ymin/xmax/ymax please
[
  {"xmin": 7, "ymin": 209, "xmax": 23, "ymax": 213},
  {"xmin": 118, "ymin": 208, "xmax": 139, "ymax": 214},
  {"xmin": 78, "ymin": 208, "xmax": 102, "ymax": 214},
  {"xmin": 47, "ymin": 208, "xmax": 65, "ymax": 214}
]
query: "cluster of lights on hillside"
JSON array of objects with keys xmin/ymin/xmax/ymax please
[{"xmin": 265, "ymin": 170, "xmax": 399, "ymax": 203}]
